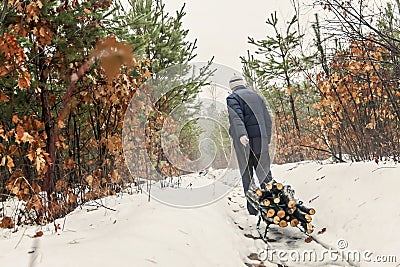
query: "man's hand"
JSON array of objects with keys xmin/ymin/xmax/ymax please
[{"xmin": 240, "ymin": 135, "xmax": 249, "ymax": 147}]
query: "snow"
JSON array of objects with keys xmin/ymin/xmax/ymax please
[
  {"xmin": 0, "ymin": 160, "xmax": 399, "ymax": 267},
  {"xmin": 272, "ymin": 160, "xmax": 400, "ymax": 267}
]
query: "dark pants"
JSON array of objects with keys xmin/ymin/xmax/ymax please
[{"xmin": 234, "ymin": 137, "xmax": 272, "ymax": 215}]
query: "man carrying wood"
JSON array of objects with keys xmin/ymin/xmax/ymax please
[{"xmin": 227, "ymin": 75, "xmax": 273, "ymax": 215}]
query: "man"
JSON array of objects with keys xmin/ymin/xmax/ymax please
[{"xmin": 227, "ymin": 75, "xmax": 273, "ymax": 215}]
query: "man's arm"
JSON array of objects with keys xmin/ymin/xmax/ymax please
[{"xmin": 227, "ymin": 94, "xmax": 248, "ymax": 141}]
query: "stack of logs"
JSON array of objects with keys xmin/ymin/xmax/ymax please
[{"xmin": 247, "ymin": 181, "xmax": 316, "ymax": 234}]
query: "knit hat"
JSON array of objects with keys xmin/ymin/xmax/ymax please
[{"xmin": 229, "ymin": 75, "xmax": 246, "ymax": 90}]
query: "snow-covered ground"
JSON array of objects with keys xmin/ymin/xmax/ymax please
[{"xmin": 0, "ymin": 160, "xmax": 399, "ymax": 267}]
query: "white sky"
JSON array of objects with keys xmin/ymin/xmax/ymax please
[{"xmin": 162, "ymin": 0, "xmax": 317, "ymax": 71}]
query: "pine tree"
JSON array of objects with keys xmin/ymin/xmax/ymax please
[
  {"xmin": 0, "ymin": 0, "xmax": 115, "ymax": 193},
  {"xmin": 117, "ymin": 0, "xmax": 213, "ymax": 176},
  {"xmin": 241, "ymin": 11, "xmax": 316, "ymax": 162}
]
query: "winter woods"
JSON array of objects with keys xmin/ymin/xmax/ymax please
[
  {"xmin": 242, "ymin": 0, "xmax": 400, "ymax": 163},
  {"xmin": 0, "ymin": 0, "xmax": 208, "ymax": 226},
  {"xmin": 0, "ymin": 0, "xmax": 399, "ymax": 229}
]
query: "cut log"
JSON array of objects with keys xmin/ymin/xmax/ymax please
[
  {"xmin": 290, "ymin": 218, "xmax": 299, "ymax": 227},
  {"xmin": 277, "ymin": 210, "xmax": 286, "ymax": 219},
  {"xmin": 279, "ymin": 220, "xmax": 288, "ymax": 227},
  {"xmin": 265, "ymin": 183, "xmax": 273, "ymax": 191},
  {"xmin": 297, "ymin": 204, "xmax": 316, "ymax": 215},
  {"xmin": 273, "ymin": 197, "xmax": 281, "ymax": 204},
  {"xmin": 266, "ymin": 182, "xmax": 284, "ymax": 195},
  {"xmin": 255, "ymin": 189, "xmax": 263, "ymax": 197},
  {"xmin": 293, "ymin": 210, "xmax": 312, "ymax": 224},
  {"xmin": 275, "ymin": 183, "xmax": 284, "ymax": 191},
  {"xmin": 287, "ymin": 207, "xmax": 296, "ymax": 215},
  {"xmin": 306, "ymin": 223, "xmax": 314, "ymax": 234},
  {"xmin": 280, "ymin": 185, "xmax": 297, "ymax": 208},
  {"xmin": 262, "ymin": 199, "xmax": 271, "ymax": 206},
  {"xmin": 288, "ymin": 200, "xmax": 297, "ymax": 208},
  {"xmin": 273, "ymin": 216, "xmax": 281, "ymax": 224},
  {"xmin": 266, "ymin": 208, "xmax": 275, "ymax": 218}
]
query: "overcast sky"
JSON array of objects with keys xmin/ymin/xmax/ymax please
[{"xmin": 162, "ymin": 0, "xmax": 316, "ymax": 71}]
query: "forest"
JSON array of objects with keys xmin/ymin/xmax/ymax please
[{"xmin": 0, "ymin": 0, "xmax": 399, "ymax": 228}]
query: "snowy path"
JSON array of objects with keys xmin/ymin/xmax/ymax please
[
  {"xmin": 1, "ymin": 193, "xmax": 248, "ymax": 266},
  {"xmin": 1, "ymin": 161, "xmax": 399, "ymax": 267}
]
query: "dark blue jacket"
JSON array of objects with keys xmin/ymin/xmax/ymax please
[{"xmin": 227, "ymin": 86, "xmax": 272, "ymax": 150}]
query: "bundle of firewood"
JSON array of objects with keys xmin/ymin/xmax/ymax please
[{"xmin": 246, "ymin": 181, "xmax": 316, "ymax": 234}]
